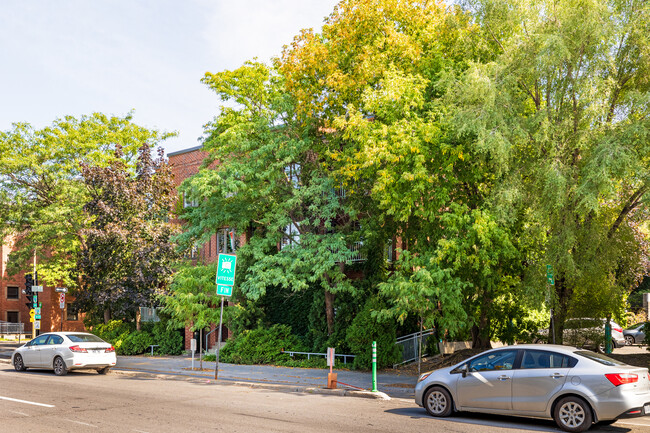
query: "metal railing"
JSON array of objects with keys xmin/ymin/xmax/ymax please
[
  {"xmin": 394, "ymin": 329, "xmax": 435, "ymax": 368},
  {"xmin": 349, "ymin": 241, "xmax": 367, "ymax": 262},
  {"xmin": 281, "ymin": 350, "xmax": 356, "ymax": 364},
  {"xmin": 0, "ymin": 321, "xmax": 24, "ymax": 334}
]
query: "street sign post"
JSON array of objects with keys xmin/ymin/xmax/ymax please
[
  {"xmin": 34, "ymin": 320, "xmax": 40, "ymax": 330},
  {"xmin": 31, "ymin": 285, "xmax": 43, "ymax": 292},
  {"xmin": 215, "ymin": 253, "xmax": 237, "ymax": 380},
  {"xmin": 55, "ymin": 287, "xmax": 68, "ymax": 293}
]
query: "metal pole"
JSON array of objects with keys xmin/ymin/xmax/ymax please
[
  {"xmin": 199, "ymin": 328, "xmax": 203, "ymax": 370},
  {"xmin": 215, "ymin": 296, "xmax": 224, "ymax": 379},
  {"xmin": 371, "ymin": 341, "xmax": 377, "ymax": 392},
  {"xmin": 418, "ymin": 317, "xmax": 423, "ymax": 376}
]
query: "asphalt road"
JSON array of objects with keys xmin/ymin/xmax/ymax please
[{"xmin": 2, "ymin": 365, "xmax": 650, "ymax": 433}]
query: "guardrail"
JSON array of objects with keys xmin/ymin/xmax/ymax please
[
  {"xmin": 394, "ymin": 329, "xmax": 435, "ymax": 368},
  {"xmin": 281, "ymin": 350, "xmax": 356, "ymax": 364},
  {"xmin": 0, "ymin": 321, "xmax": 24, "ymax": 335}
]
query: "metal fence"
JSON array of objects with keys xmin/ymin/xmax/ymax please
[
  {"xmin": 394, "ymin": 329, "xmax": 435, "ymax": 368},
  {"xmin": 0, "ymin": 321, "xmax": 24, "ymax": 334}
]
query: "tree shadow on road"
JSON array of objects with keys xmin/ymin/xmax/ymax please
[{"xmin": 384, "ymin": 409, "xmax": 633, "ymax": 432}]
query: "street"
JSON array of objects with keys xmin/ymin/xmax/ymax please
[{"xmin": 2, "ymin": 365, "xmax": 650, "ymax": 433}]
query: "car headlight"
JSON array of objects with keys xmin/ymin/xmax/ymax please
[{"xmin": 418, "ymin": 371, "xmax": 432, "ymax": 383}]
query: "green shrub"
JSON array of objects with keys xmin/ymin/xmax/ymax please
[
  {"xmin": 150, "ymin": 321, "xmax": 183, "ymax": 355},
  {"xmin": 346, "ymin": 297, "xmax": 401, "ymax": 370},
  {"xmin": 220, "ymin": 324, "xmax": 305, "ymax": 364},
  {"xmin": 118, "ymin": 331, "xmax": 154, "ymax": 355},
  {"xmin": 92, "ymin": 320, "xmax": 134, "ymax": 344}
]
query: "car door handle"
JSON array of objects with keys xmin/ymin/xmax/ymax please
[
  {"xmin": 550, "ymin": 373, "xmax": 565, "ymax": 379},
  {"xmin": 497, "ymin": 375, "xmax": 510, "ymax": 381}
]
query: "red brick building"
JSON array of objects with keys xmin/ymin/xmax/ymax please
[
  {"xmin": 168, "ymin": 145, "xmax": 237, "ymax": 351},
  {"xmin": 1, "ymin": 235, "xmax": 84, "ymax": 337}
]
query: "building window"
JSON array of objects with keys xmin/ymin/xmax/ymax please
[
  {"xmin": 284, "ymin": 163, "xmax": 301, "ymax": 189},
  {"xmin": 183, "ymin": 191, "xmax": 198, "ymax": 208},
  {"xmin": 280, "ymin": 223, "xmax": 300, "ymax": 250},
  {"xmin": 7, "ymin": 286, "xmax": 19, "ymax": 300},
  {"xmin": 66, "ymin": 303, "xmax": 78, "ymax": 321},
  {"xmin": 7, "ymin": 311, "xmax": 19, "ymax": 323},
  {"xmin": 217, "ymin": 228, "xmax": 238, "ymax": 254}
]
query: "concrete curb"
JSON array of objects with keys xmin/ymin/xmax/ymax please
[{"xmin": 110, "ymin": 368, "xmax": 391, "ymax": 400}]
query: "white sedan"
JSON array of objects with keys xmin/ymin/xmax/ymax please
[{"xmin": 11, "ymin": 332, "xmax": 116, "ymax": 376}]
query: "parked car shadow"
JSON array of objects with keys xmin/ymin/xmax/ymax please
[{"xmin": 385, "ymin": 408, "xmax": 633, "ymax": 432}]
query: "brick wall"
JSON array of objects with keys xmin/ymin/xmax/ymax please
[{"xmin": 0, "ymin": 235, "xmax": 85, "ymax": 335}]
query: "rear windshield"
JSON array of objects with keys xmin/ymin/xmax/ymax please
[
  {"xmin": 575, "ymin": 351, "xmax": 627, "ymax": 367},
  {"xmin": 66, "ymin": 334, "xmax": 105, "ymax": 343}
]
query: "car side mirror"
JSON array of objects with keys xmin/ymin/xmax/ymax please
[{"xmin": 460, "ymin": 363, "xmax": 468, "ymax": 378}]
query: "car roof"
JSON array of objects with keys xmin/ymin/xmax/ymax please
[{"xmin": 483, "ymin": 344, "xmax": 581, "ymax": 354}]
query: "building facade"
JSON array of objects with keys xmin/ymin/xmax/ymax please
[{"xmin": 1, "ymin": 235, "xmax": 84, "ymax": 337}]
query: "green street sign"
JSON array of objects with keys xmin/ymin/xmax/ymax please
[
  {"xmin": 546, "ymin": 265, "xmax": 555, "ymax": 285},
  {"xmin": 216, "ymin": 284, "xmax": 233, "ymax": 297},
  {"xmin": 216, "ymin": 253, "xmax": 237, "ymax": 286}
]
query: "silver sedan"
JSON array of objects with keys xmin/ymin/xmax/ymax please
[
  {"xmin": 415, "ymin": 344, "xmax": 650, "ymax": 432},
  {"xmin": 11, "ymin": 332, "xmax": 116, "ymax": 376}
]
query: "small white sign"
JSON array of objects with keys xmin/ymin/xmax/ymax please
[
  {"xmin": 34, "ymin": 320, "xmax": 41, "ymax": 330},
  {"xmin": 60, "ymin": 302, "xmax": 65, "ymax": 309},
  {"xmin": 190, "ymin": 338, "xmax": 197, "ymax": 352},
  {"xmin": 31, "ymin": 285, "xmax": 43, "ymax": 292}
]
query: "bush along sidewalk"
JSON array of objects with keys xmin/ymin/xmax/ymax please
[{"xmin": 92, "ymin": 320, "xmax": 183, "ymax": 356}]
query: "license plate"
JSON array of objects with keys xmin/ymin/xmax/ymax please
[
  {"xmin": 644, "ymin": 404, "xmax": 650, "ymax": 414},
  {"xmin": 92, "ymin": 349, "xmax": 103, "ymax": 354}
]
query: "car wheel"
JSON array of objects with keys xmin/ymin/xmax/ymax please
[
  {"xmin": 97, "ymin": 367, "xmax": 111, "ymax": 375},
  {"xmin": 53, "ymin": 356, "xmax": 68, "ymax": 376},
  {"xmin": 424, "ymin": 386, "xmax": 453, "ymax": 417},
  {"xmin": 13, "ymin": 354, "xmax": 27, "ymax": 371},
  {"xmin": 625, "ymin": 335, "xmax": 635, "ymax": 346},
  {"xmin": 554, "ymin": 396, "xmax": 593, "ymax": 432}
]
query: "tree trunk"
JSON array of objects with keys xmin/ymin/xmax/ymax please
[
  {"xmin": 324, "ymin": 290, "xmax": 336, "ymax": 336},
  {"xmin": 136, "ymin": 308, "xmax": 141, "ymax": 331},
  {"xmin": 103, "ymin": 308, "xmax": 111, "ymax": 324},
  {"xmin": 471, "ymin": 308, "xmax": 492, "ymax": 349},
  {"xmin": 551, "ymin": 277, "xmax": 571, "ymax": 345}
]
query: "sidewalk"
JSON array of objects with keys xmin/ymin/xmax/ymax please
[
  {"xmin": 0, "ymin": 341, "xmax": 417, "ymax": 399},
  {"xmin": 113, "ymin": 354, "xmax": 417, "ymax": 398}
]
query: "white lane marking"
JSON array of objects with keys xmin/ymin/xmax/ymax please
[
  {"xmin": 64, "ymin": 419, "xmax": 97, "ymax": 428},
  {"xmin": 0, "ymin": 396, "xmax": 55, "ymax": 408},
  {"xmin": 11, "ymin": 411, "xmax": 29, "ymax": 416},
  {"xmin": 133, "ymin": 430, "xmax": 150, "ymax": 433}
]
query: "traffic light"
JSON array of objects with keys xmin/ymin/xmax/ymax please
[{"xmin": 25, "ymin": 274, "xmax": 34, "ymax": 309}]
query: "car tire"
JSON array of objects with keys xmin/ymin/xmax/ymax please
[
  {"xmin": 53, "ymin": 356, "xmax": 68, "ymax": 376},
  {"xmin": 554, "ymin": 396, "xmax": 593, "ymax": 432},
  {"xmin": 97, "ymin": 367, "xmax": 111, "ymax": 375},
  {"xmin": 423, "ymin": 386, "xmax": 453, "ymax": 417},
  {"xmin": 13, "ymin": 354, "xmax": 27, "ymax": 371},
  {"xmin": 625, "ymin": 335, "xmax": 635, "ymax": 346}
]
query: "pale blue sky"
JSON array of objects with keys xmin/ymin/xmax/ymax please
[{"xmin": 0, "ymin": 0, "xmax": 339, "ymax": 154}]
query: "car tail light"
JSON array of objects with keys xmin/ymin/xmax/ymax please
[
  {"xmin": 69, "ymin": 345, "xmax": 88, "ymax": 353},
  {"xmin": 613, "ymin": 326, "xmax": 623, "ymax": 333},
  {"xmin": 105, "ymin": 346, "xmax": 115, "ymax": 353},
  {"xmin": 605, "ymin": 373, "xmax": 638, "ymax": 386}
]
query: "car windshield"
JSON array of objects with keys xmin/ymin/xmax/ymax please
[
  {"xmin": 66, "ymin": 334, "xmax": 105, "ymax": 343},
  {"xmin": 575, "ymin": 351, "xmax": 627, "ymax": 367}
]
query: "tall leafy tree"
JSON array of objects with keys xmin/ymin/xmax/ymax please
[
  {"xmin": 279, "ymin": 0, "xmax": 526, "ymax": 347},
  {"xmin": 179, "ymin": 62, "xmax": 356, "ymax": 335},
  {"xmin": 76, "ymin": 143, "xmax": 180, "ymax": 322},
  {"xmin": 454, "ymin": 0, "xmax": 650, "ymax": 341},
  {"xmin": 0, "ymin": 113, "xmax": 171, "ymax": 288}
]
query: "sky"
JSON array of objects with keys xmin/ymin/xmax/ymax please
[{"xmin": 0, "ymin": 0, "xmax": 340, "ymax": 155}]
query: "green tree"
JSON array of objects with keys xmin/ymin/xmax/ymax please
[
  {"xmin": 0, "ymin": 113, "xmax": 172, "ymax": 288},
  {"xmin": 179, "ymin": 62, "xmax": 356, "ymax": 336},
  {"xmin": 75, "ymin": 143, "xmax": 180, "ymax": 322},
  {"xmin": 454, "ymin": 0, "xmax": 650, "ymax": 341}
]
